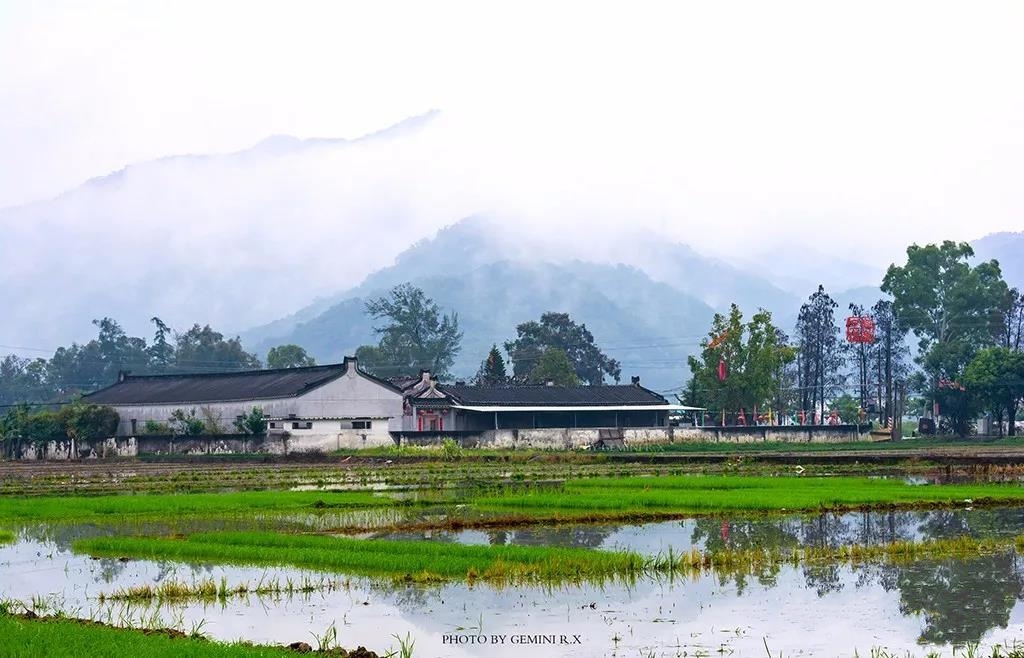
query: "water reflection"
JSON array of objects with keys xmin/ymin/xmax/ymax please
[
  {"xmin": 7, "ymin": 509, "xmax": 1024, "ymax": 652},
  {"xmin": 896, "ymin": 551, "xmax": 1024, "ymax": 645}
]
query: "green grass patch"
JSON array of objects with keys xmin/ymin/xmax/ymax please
[
  {"xmin": 0, "ymin": 490, "xmax": 394, "ymax": 523},
  {"xmin": 0, "ymin": 529, "xmax": 16, "ymax": 544},
  {"xmin": 474, "ymin": 474, "xmax": 1024, "ymax": 516},
  {"xmin": 74, "ymin": 531, "xmax": 646, "ymax": 584},
  {"xmin": 7, "ymin": 474, "xmax": 1024, "ymax": 531},
  {"xmin": 73, "ymin": 529, "xmax": 1024, "ymax": 588},
  {"xmin": 0, "ymin": 612, "xmax": 297, "ymax": 657}
]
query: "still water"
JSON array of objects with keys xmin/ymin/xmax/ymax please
[{"xmin": 4, "ymin": 507, "xmax": 1024, "ymax": 657}]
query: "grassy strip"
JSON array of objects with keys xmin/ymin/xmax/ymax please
[
  {"xmin": 475, "ymin": 475, "xmax": 1024, "ymax": 515},
  {"xmin": 0, "ymin": 490, "xmax": 395, "ymax": 523},
  {"xmin": 7, "ymin": 474, "xmax": 1024, "ymax": 530},
  {"xmin": 97, "ymin": 575, "xmax": 349, "ymax": 604},
  {"xmin": 75, "ymin": 531, "xmax": 646, "ymax": 584},
  {"xmin": 0, "ymin": 529, "xmax": 16, "ymax": 544},
  {"xmin": 0, "ymin": 612, "xmax": 297, "ymax": 657},
  {"xmin": 75, "ymin": 530, "xmax": 1024, "ymax": 588}
]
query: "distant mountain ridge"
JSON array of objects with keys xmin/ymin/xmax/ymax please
[
  {"xmin": 1, "ymin": 102, "xmax": 1016, "ymax": 387},
  {"xmin": 973, "ymin": 231, "xmax": 1024, "ymax": 291},
  {"xmin": 0, "ymin": 111, "xmax": 452, "ymax": 351},
  {"xmin": 241, "ymin": 215, "xmax": 802, "ymax": 392}
]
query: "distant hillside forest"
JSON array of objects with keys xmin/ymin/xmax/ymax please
[{"xmin": 2, "ymin": 240, "xmax": 1022, "ymax": 437}]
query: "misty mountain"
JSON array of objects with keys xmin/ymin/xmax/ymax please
[
  {"xmin": 0, "ymin": 111, "xmax": 450, "ymax": 351},
  {"xmin": 249, "ymin": 259, "xmax": 714, "ymax": 393},
  {"xmin": 736, "ymin": 247, "xmax": 883, "ymax": 297},
  {"xmin": 973, "ymin": 231, "xmax": 1024, "ymax": 291},
  {"xmin": 242, "ymin": 215, "xmax": 812, "ymax": 391},
  {"xmin": 245, "ymin": 215, "xmax": 795, "ymax": 345}
]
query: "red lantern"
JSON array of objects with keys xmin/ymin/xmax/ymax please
[
  {"xmin": 845, "ymin": 316, "xmax": 876, "ymax": 343},
  {"xmin": 717, "ymin": 359, "xmax": 727, "ymax": 381}
]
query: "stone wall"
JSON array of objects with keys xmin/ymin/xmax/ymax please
[
  {"xmin": 9, "ymin": 424, "xmax": 870, "ymax": 460},
  {"xmin": 417, "ymin": 424, "xmax": 869, "ymax": 450},
  {"xmin": 6, "ymin": 431, "xmax": 382, "ymax": 460}
]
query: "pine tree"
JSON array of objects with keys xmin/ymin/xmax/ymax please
[{"xmin": 474, "ymin": 345, "xmax": 508, "ymax": 385}]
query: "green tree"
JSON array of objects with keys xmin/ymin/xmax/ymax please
[
  {"xmin": 148, "ymin": 317, "xmax": 175, "ymax": 372},
  {"xmin": 233, "ymin": 407, "xmax": 268, "ymax": 435},
  {"xmin": 829, "ymin": 393, "xmax": 860, "ymax": 423},
  {"xmin": 474, "ymin": 345, "xmax": 508, "ymax": 385},
  {"xmin": 355, "ymin": 284, "xmax": 462, "ymax": 378},
  {"xmin": 882, "ymin": 241, "xmax": 1011, "ymax": 435},
  {"xmin": 687, "ymin": 305, "xmax": 795, "ymax": 424},
  {"xmin": 266, "ymin": 344, "xmax": 316, "ymax": 369},
  {"xmin": 0, "ymin": 405, "xmax": 64, "ymax": 442},
  {"xmin": 0, "ymin": 355, "xmax": 51, "ymax": 405},
  {"xmin": 57, "ymin": 402, "xmax": 120, "ymax": 441},
  {"xmin": 168, "ymin": 408, "xmax": 206, "ymax": 436},
  {"xmin": 1000, "ymin": 287, "xmax": 1024, "ymax": 351},
  {"xmin": 795, "ymin": 286, "xmax": 846, "ymax": 419},
  {"xmin": 527, "ymin": 348, "xmax": 580, "ymax": 386},
  {"xmin": 174, "ymin": 325, "xmax": 261, "ymax": 373},
  {"xmin": 963, "ymin": 347, "xmax": 1024, "ymax": 436},
  {"xmin": 505, "ymin": 312, "xmax": 621, "ymax": 385},
  {"xmin": 93, "ymin": 317, "xmax": 150, "ymax": 382},
  {"xmin": 870, "ymin": 299, "xmax": 911, "ymax": 426}
]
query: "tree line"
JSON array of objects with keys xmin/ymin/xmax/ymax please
[
  {"xmin": 3, "ymin": 240, "xmax": 1021, "ymax": 438},
  {"xmin": 0, "ymin": 318, "xmax": 316, "ymax": 406},
  {"xmin": 353, "ymin": 283, "xmax": 620, "ymax": 386},
  {"xmin": 685, "ymin": 241, "xmax": 1024, "ymax": 436}
]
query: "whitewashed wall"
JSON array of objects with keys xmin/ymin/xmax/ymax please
[{"xmin": 108, "ymin": 361, "xmax": 403, "ymax": 437}]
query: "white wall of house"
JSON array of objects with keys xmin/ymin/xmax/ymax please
[
  {"xmin": 266, "ymin": 417, "xmax": 395, "ymax": 450},
  {"xmin": 109, "ymin": 361, "xmax": 403, "ymax": 441}
]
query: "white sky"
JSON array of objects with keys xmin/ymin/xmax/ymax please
[{"xmin": 2, "ymin": 1, "xmax": 1023, "ymax": 261}]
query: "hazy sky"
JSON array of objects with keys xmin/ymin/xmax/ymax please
[{"xmin": 2, "ymin": 1, "xmax": 1023, "ymax": 260}]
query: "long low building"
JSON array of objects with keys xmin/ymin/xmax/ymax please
[
  {"xmin": 395, "ymin": 372, "xmax": 688, "ymax": 448},
  {"xmin": 84, "ymin": 357, "xmax": 404, "ymax": 450}
]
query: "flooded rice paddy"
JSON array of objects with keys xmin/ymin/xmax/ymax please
[{"xmin": 6, "ymin": 506, "xmax": 1024, "ymax": 656}]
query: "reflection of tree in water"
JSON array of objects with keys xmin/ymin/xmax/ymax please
[
  {"xmin": 688, "ymin": 511, "xmax": 924, "ymax": 595},
  {"xmin": 93, "ymin": 557, "xmax": 129, "ymax": 583},
  {"xmin": 378, "ymin": 531, "xmax": 459, "ymax": 543},
  {"xmin": 918, "ymin": 508, "xmax": 1024, "ymax": 542},
  {"xmin": 691, "ymin": 517, "xmax": 801, "ymax": 593},
  {"xmin": 486, "ymin": 525, "xmax": 618, "ymax": 549},
  {"xmin": 371, "ymin": 580, "xmax": 444, "ymax": 610},
  {"xmin": 895, "ymin": 551, "xmax": 1024, "ymax": 645}
]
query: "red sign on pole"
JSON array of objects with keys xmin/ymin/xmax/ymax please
[{"xmin": 845, "ymin": 316, "xmax": 876, "ymax": 343}]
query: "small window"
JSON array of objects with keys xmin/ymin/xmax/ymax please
[
  {"xmin": 268, "ymin": 422, "xmax": 278, "ymax": 429},
  {"xmin": 291, "ymin": 421, "xmax": 312, "ymax": 430},
  {"xmin": 352, "ymin": 420, "xmax": 372, "ymax": 430}
]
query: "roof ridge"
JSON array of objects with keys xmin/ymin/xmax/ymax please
[{"xmin": 122, "ymin": 363, "xmax": 346, "ymax": 381}]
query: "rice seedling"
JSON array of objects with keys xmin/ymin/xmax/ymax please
[
  {"xmin": 75, "ymin": 531, "xmax": 652, "ymax": 585},
  {"xmin": 75, "ymin": 528, "xmax": 1024, "ymax": 587},
  {"xmin": 0, "ymin": 490, "xmax": 398, "ymax": 524},
  {"xmin": 96, "ymin": 574, "xmax": 350, "ymax": 604},
  {"xmin": 474, "ymin": 474, "xmax": 1024, "ymax": 519},
  {"xmin": 392, "ymin": 632, "xmax": 416, "ymax": 658},
  {"xmin": 310, "ymin": 621, "xmax": 338, "ymax": 652}
]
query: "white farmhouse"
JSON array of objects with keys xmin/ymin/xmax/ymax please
[{"xmin": 83, "ymin": 357, "xmax": 403, "ymax": 451}]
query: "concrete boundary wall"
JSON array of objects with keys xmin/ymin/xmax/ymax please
[
  {"xmin": 8, "ymin": 424, "xmax": 868, "ymax": 460},
  {"xmin": 7, "ymin": 431, "xmax": 392, "ymax": 460}
]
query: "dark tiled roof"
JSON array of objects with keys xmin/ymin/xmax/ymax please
[
  {"xmin": 437, "ymin": 384, "xmax": 668, "ymax": 407},
  {"xmin": 84, "ymin": 361, "xmax": 401, "ymax": 405}
]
